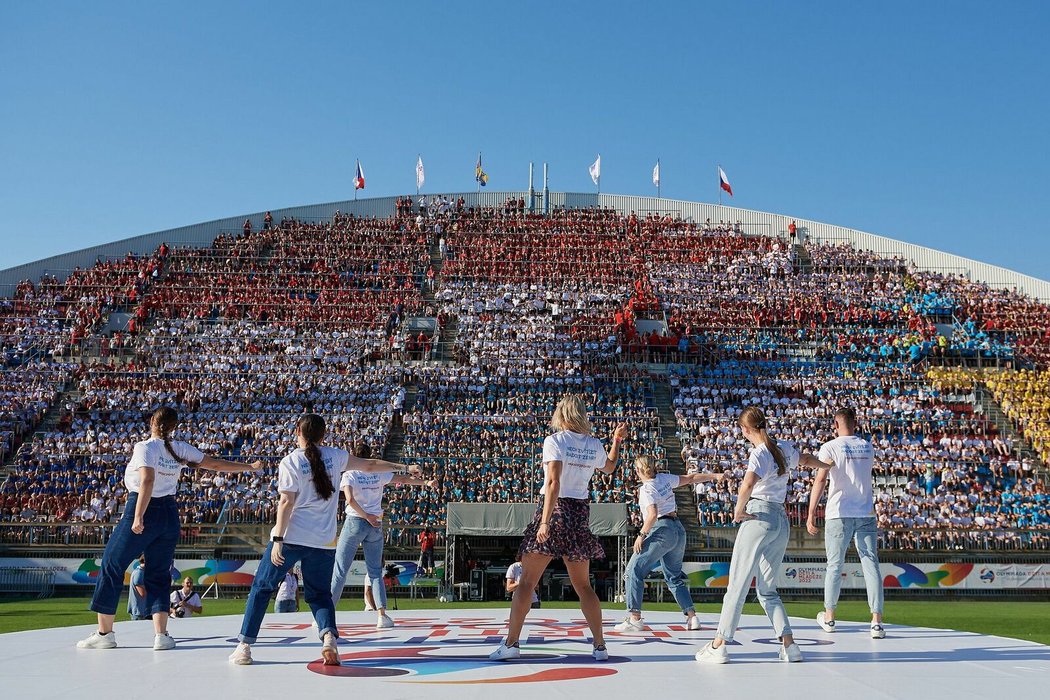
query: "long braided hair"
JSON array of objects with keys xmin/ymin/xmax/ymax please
[
  {"xmin": 739, "ymin": 406, "xmax": 787, "ymax": 476},
  {"xmin": 151, "ymin": 407, "xmax": 200, "ymax": 467},
  {"xmin": 299, "ymin": 413, "xmax": 335, "ymax": 500}
]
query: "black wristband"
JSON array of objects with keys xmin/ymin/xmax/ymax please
[{"xmin": 271, "ymin": 535, "xmax": 284, "ymax": 542}]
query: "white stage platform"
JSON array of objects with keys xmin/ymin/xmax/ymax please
[{"xmin": 2, "ymin": 609, "xmax": 1048, "ymax": 699}]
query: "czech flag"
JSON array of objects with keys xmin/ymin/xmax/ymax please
[
  {"xmin": 354, "ymin": 160, "xmax": 365, "ymax": 190},
  {"xmin": 718, "ymin": 166, "xmax": 733, "ymax": 197},
  {"xmin": 475, "ymin": 153, "xmax": 488, "ymax": 187}
]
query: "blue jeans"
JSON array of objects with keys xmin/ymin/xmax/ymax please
[
  {"xmin": 330, "ymin": 516, "xmax": 387, "ymax": 610},
  {"xmin": 238, "ymin": 542, "xmax": 337, "ymax": 644},
  {"xmin": 824, "ymin": 516, "xmax": 883, "ymax": 614},
  {"xmin": 624, "ymin": 517, "xmax": 694, "ymax": 615},
  {"xmin": 89, "ymin": 493, "xmax": 179, "ymax": 617},
  {"xmin": 716, "ymin": 499, "xmax": 792, "ymax": 642},
  {"xmin": 275, "ymin": 599, "xmax": 297, "ymax": 613}
]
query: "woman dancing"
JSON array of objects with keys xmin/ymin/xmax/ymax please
[
  {"xmin": 229, "ymin": 414, "xmax": 419, "ymax": 666},
  {"xmin": 490, "ymin": 394, "xmax": 626, "ymax": 661},
  {"xmin": 77, "ymin": 407, "xmax": 261, "ymax": 651},
  {"xmin": 694, "ymin": 407, "xmax": 803, "ymax": 664}
]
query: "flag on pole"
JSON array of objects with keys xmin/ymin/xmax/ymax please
[
  {"xmin": 416, "ymin": 156, "xmax": 425, "ymax": 191},
  {"xmin": 475, "ymin": 153, "xmax": 488, "ymax": 187},
  {"xmin": 718, "ymin": 166, "xmax": 733, "ymax": 197},
  {"xmin": 353, "ymin": 160, "xmax": 365, "ymax": 190},
  {"xmin": 652, "ymin": 161, "xmax": 660, "ymax": 188},
  {"xmin": 589, "ymin": 154, "xmax": 601, "ymax": 185}
]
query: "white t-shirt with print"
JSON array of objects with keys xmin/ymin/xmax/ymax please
[
  {"xmin": 125, "ymin": 438, "xmax": 205, "ymax": 498},
  {"xmin": 817, "ymin": 435, "xmax": 876, "ymax": 518},
  {"xmin": 276, "ymin": 446, "xmax": 350, "ymax": 549},
  {"xmin": 638, "ymin": 473, "xmax": 680, "ymax": 517},
  {"xmin": 747, "ymin": 440, "xmax": 800, "ymax": 504},
  {"xmin": 540, "ymin": 431, "xmax": 607, "ymax": 500},
  {"xmin": 341, "ymin": 470, "xmax": 394, "ymax": 518}
]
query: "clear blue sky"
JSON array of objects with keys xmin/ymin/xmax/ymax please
[{"xmin": 2, "ymin": 1, "xmax": 1048, "ymax": 279}]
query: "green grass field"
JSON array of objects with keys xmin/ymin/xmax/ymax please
[{"xmin": 1, "ymin": 597, "xmax": 1048, "ymax": 645}]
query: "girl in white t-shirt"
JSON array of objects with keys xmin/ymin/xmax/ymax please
[
  {"xmin": 330, "ymin": 443, "xmax": 436, "ymax": 629},
  {"xmin": 229, "ymin": 414, "xmax": 419, "ymax": 667},
  {"xmin": 490, "ymin": 394, "xmax": 627, "ymax": 662},
  {"xmin": 616, "ymin": 457, "xmax": 724, "ymax": 632},
  {"xmin": 695, "ymin": 406, "xmax": 803, "ymax": 664},
  {"xmin": 77, "ymin": 407, "xmax": 261, "ymax": 652}
]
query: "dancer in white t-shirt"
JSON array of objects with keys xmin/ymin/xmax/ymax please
[
  {"xmin": 490, "ymin": 394, "xmax": 627, "ymax": 662},
  {"xmin": 229, "ymin": 414, "xmax": 420, "ymax": 666},
  {"xmin": 616, "ymin": 456, "xmax": 724, "ymax": 632},
  {"xmin": 695, "ymin": 407, "xmax": 803, "ymax": 664},
  {"xmin": 802, "ymin": 407, "xmax": 885, "ymax": 639},
  {"xmin": 506, "ymin": 556, "xmax": 540, "ymax": 608},
  {"xmin": 330, "ymin": 443, "xmax": 436, "ymax": 629},
  {"xmin": 77, "ymin": 407, "xmax": 261, "ymax": 652}
]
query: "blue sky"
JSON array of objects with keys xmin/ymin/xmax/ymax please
[{"xmin": 2, "ymin": 1, "xmax": 1048, "ymax": 280}]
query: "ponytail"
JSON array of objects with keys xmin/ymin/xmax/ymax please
[
  {"xmin": 298, "ymin": 414, "xmax": 334, "ymax": 500},
  {"xmin": 740, "ymin": 406, "xmax": 787, "ymax": 476},
  {"xmin": 151, "ymin": 407, "xmax": 199, "ymax": 467}
]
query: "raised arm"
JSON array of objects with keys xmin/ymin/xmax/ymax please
[
  {"xmin": 599, "ymin": 423, "xmax": 628, "ymax": 474},
  {"xmin": 196, "ymin": 455, "xmax": 263, "ymax": 473},
  {"xmin": 676, "ymin": 471, "xmax": 725, "ymax": 487},
  {"xmin": 346, "ymin": 454, "xmax": 419, "ymax": 475}
]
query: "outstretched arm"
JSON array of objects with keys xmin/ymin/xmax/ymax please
[
  {"xmin": 599, "ymin": 423, "xmax": 628, "ymax": 474},
  {"xmin": 676, "ymin": 471, "xmax": 726, "ymax": 487},
  {"xmin": 347, "ymin": 455, "xmax": 420, "ymax": 475},
  {"xmin": 196, "ymin": 455, "xmax": 263, "ymax": 473}
]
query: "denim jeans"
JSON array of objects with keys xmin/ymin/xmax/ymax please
[
  {"xmin": 624, "ymin": 517, "xmax": 695, "ymax": 615},
  {"xmin": 824, "ymin": 516, "xmax": 883, "ymax": 614},
  {"xmin": 89, "ymin": 493, "xmax": 179, "ymax": 617},
  {"xmin": 238, "ymin": 542, "xmax": 337, "ymax": 644},
  {"xmin": 330, "ymin": 516, "xmax": 387, "ymax": 610},
  {"xmin": 716, "ymin": 499, "xmax": 792, "ymax": 643},
  {"xmin": 274, "ymin": 599, "xmax": 297, "ymax": 613}
]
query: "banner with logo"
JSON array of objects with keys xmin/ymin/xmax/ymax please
[
  {"xmin": 678, "ymin": 562, "xmax": 1050, "ymax": 590},
  {"xmin": 0, "ymin": 557, "xmax": 444, "ymax": 588}
]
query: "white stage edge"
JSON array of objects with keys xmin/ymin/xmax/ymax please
[{"xmin": 2, "ymin": 609, "xmax": 1047, "ymax": 699}]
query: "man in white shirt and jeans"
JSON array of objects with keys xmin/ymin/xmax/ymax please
[{"xmin": 802, "ymin": 407, "xmax": 885, "ymax": 639}]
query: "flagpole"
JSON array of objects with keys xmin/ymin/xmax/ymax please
[
  {"xmin": 354, "ymin": 159, "xmax": 358, "ymax": 201},
  {"xmin": 477, "ymin": 151, "xmax": 481, "ymax": 195},
  {"xmin": 717, "ymin": 163, "xmax": 722, "ymax": 207},
  {"xmin": 657, "ymin": 158, "xmax": 661, "ymax": 200},
  {"xmin": 416, "ymin": 153, "xmax": 420, "ymax": 197}
]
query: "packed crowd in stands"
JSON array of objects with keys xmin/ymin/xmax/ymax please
[{"xmin": 1, "ymin": 203, "xmax": 1049, "ymax": 553}]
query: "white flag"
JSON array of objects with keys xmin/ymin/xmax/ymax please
[
  {"xmin": 652, "ymin": 161, "xmax": 660, "ymax": 187},
  {"xmin": 589, "ymin": 154, "xmax": 601, "ymax": 185},
  {"xmin": 416, "ymin": 156, "xmax": 425, "ymax": 190}
]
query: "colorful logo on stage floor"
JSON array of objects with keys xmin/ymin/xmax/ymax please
[
  {"xmin": 307, "ymin": 646, "xmax": 620, "ymax": 683},
  {"xmin": 884, "ymin": 563, "xmax": 973, "ymax": 588}
]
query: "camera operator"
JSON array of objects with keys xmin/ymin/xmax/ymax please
[{"xmin": 169, "ymin": 577, "xmax": 203, "ymax": 618}]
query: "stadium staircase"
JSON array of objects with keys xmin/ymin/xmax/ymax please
[
  {"xmin": 793, "ymin": 243, "xmax": 812, "ymax": 274},
  {"xmin": 653, "ymin": 379, "xmax": 702, "ymax": 543},
  {"xmin": 382, "ymin": 386, "xmax": 418, "ymax": 465}
]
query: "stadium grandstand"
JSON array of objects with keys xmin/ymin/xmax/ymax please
[{"xmin": 2, "ymin": 192, "xmax": 1048, "ymax": 597}]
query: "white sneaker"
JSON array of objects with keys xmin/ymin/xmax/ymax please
[
  {"xmin": 870, "ymin": 624, "xmax": 886, "ymax": 639},
  {"xmin": 686, "ymin": 616, "xmax": 702, "ymax": 631},
  {"xmin": 153, "ymin": 632, "xmax": 175, "ymax": 651},
  {"xmin": 76, "ymin": 630, "xmax": 116, "ymax": 649},
  {"xmin": 228, "ymin": 643, "xmax": 253, "ymax": 665},
  {"xmin": 593, "ymin": 644, "xmax": 609, "ymax": 661},
  {"xmin": 321, "ymin": 632, "xmax": 340, "ymax": 666},
  {"xmin": 779, "ymin": 643, "xmax": 803, "ymax": 662},
  {"xmin": 695, "ymin": 641, "xmax": 729, "ymax": 664},
  {"xmin": 613, "ymin": 616, "xmax": 644, "ymax": 632},
  {"xmin": 489, "ymin": 643, "xmax": 521, "ymax": 661},
  {"xmin": 817, "ymin": 611, "xmax": 836, "ymax": 633},
  {"xmin": 376, "ymin": 614, "xmax": 394, "ymax": 629}
]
